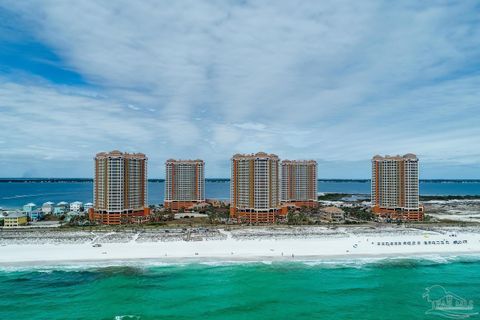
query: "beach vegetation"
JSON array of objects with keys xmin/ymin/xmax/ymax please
[
  {"xmin": 343, "ymin": 207, "xmax": 375, "ymax": 221},
  {"xmin": 287, "ymin": 210, "xmax": 311, "ymax": 225},
  {"xmin": 43, "ymin": 214, "xmax": 60, "ymax": 221},
  {"xmin": 317, "ymin": 193, "xmax": 353, "ymax": 201}
]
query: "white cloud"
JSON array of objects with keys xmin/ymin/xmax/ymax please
[
  {"xmin": 233, "ymin": 122, "xmax": 267, "ymax": 131},
  {"xmin": 0, "ymin": 1, "xmax": 480, "ymax": 178}
]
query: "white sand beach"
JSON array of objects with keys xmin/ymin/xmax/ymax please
[{"xmin": 1, "ymin": 226, "xmax": 480, "ymax": 265}]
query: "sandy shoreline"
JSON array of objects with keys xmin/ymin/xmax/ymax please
[
  {"xmin": 2, "ymin": 252, "xmax": 480, "ymax": 269},
  {"xmin": 1, "ymin": 226, "xmax": 480, "ymax": 266}
]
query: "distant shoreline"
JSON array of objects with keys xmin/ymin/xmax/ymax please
[
  {"xmin": 317, "ymin": 193, "xmax": 480, "ymax": 201},
  {"xmin": 0, "ymin": 178, "xmax": 479, "ymax": 183}
]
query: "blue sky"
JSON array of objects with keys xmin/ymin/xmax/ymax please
[{"xmin": 0, "ymin": 1, "xmax": 480, "ymax": 178}]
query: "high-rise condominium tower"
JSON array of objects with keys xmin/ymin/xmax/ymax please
[
  {"xmin": 281, "ymin": 160, "xmax": 318, "ymax": 208},
  {"xmin": 90, "ymin": 150, "xmax": 149, "ymax": 225},
  {"xmin": 371, "ymin": 154, "xmax": 423, "ymax": 221},
  {"xmin": 230, "ymin": 152, "xmax": 281, "ymax": 223},
  {"xmin": 164, "ymin": 159, "xmax": 205, "ymax": 211}
]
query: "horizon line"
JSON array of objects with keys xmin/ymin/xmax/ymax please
[{"xmin": 1, "ymin": 178, "xmax": 479, "ymax": 182}]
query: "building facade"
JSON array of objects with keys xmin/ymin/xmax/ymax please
[
  {"xmin": 41, "ymin": 202, "xmax": 54, "ymax": 214},
  {"xmin": 164, "ymin": 159, "xmax": 205, "ymax": 211},
  {"xmin": 54, "ymin": 202, "xmax": 69, "ymax": 216},
  {"xmin": 4, "ymin": 212, "xmax": 28, "ymax": 228},
  {"xmin": 23, "ymin": 203, "xmax": 37, "ymax": 213},
  {"xmin": 89, "ymin": 151, "xmax": 149, "ymax": 225},
  {"xmin": 230, "ymin": 152, "xmax": 281, "ymax": 223},
  {"xmin": 84, "ymin": 202, "xmax": 93, "ymax": 212},
  {"xmin": 371, "ymin": 154, "xmax": 423, "ymax": 221},
  {"xmin": 70, "ymin": 201, "xmax": 83, "ymax": 212},
  {"xmin": 320, "ymin": 206, "xmax": 345, "ymax": 223},
  {"xmin": 28, "ymin": 210, "xmax": 44, "ymax": 221},
  {"xmin": 281, "ymin": 160, "xmax": 318, "ymax": 208}
]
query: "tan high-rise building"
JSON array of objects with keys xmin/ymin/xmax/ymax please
[
  {"xmin": 281, "ymin": 160, "xmax": 318, "ymax": 208},
  {"xmin": 90, "ymin": 151, "xmax": 149, "ymax": 225},
  {"xmin": 230, "ymin": 152, "xmax": 281, "ymax": 223},
  {"xmin": 371, "ymin": 154, "xmax": 423, "ymax": 221},
  {"xmin": 164, "ymin": 159, "xmax": 205, "ymax": 211}
]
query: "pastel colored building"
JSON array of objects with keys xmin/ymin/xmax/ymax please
[
  {"xmin": 23, "ymin": 203, "xmax": 37, "ymax": 213},
  {"xmin": 320, "ymin": 206, "xmax": 345, "ymax": 222},
  {"xmin": 164, "ymin": 159, "xmax": 205, "ymax": 211},
  {"xmin": 4, "ymin": 212, "xmax": 28, "ymax": 228},
  {"xmin": 230, "ymin": 152, "xmax": 282, "ymax": 223},
  {"xmin": 90, "ymin": 151, "xmax": 149, "ymax": 225},
  {"xmin": 281, "ymin": 160, "xmax": 318, "ymax": 209},
  {"xmin": 70, "ymin": 201, "xmax": 84, "ymax": 212},
  {"xmin": 41, "ymin": 202, "xmax": 55, "ymax": 214},
  {"xmin": 84, "ymin": 202, "xmax": 93, "ymax": 211},
  {"xmin": 54, "ymin": 202, "xmax": 69, "ymax": 215},
  {"xmin": 27, "ymin": 210, "xmax": 44, "ymax": 221},
  {"xmin": 371, "ymin": 154, "xmax": 424, "ymax": 221}
]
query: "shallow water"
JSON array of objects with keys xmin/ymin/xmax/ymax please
[{"xmin": 0, "ymin": 258, "xmax": 479, "ymax": 319}]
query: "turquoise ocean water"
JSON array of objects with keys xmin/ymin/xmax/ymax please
[
  {"xmin": 1, "ymin": 180, "xmax": 480, "ymax": 209},
  {"xmin": 1, "ymin": 258, "xmax": 480, "ymax": 320},
  {"xmin": 1, "ymin": 181, "xmax": 480, "ymax": 319}
]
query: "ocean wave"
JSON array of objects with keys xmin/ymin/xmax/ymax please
[
  {"xmin": 1, "ymin": 191, "xmax": 77, "ymax": 200},
  {"xmin": 114, "ymin": 316, "xmax": 140, "ymax": 320},
  {"xmin": 1, "ymin": 254, "xmax": 480, "ymax": 272}
]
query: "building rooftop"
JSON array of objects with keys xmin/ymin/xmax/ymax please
[
  {"xmin": 166, "ymin": 159, "xmax": 204, "ymax": 164},
  {"xmin": 372, "ymin": 154, "xmax": 418, "ymax": 161},
  {"xmin": 95, "ymin": 151, "xmax": 147, "ymax": 160},
  {"xmin": 4, "ymin": 211, "xmax": 27, "ymax": 218},
  {"xmin": 281, "ymin": 159, "xmax": 317, "ymax": 165},
  {"xmin": 232, "ymin": 152, "xmax": 279, "ymax": 160}
]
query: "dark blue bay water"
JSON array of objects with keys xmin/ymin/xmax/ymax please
[
  {"xmin": 0, "ymin": 259, "xmax": 479, "ymax": 320},
  {"xmin": 1, "ymin": 181, "xmax": 479, "ymax": 209}
]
